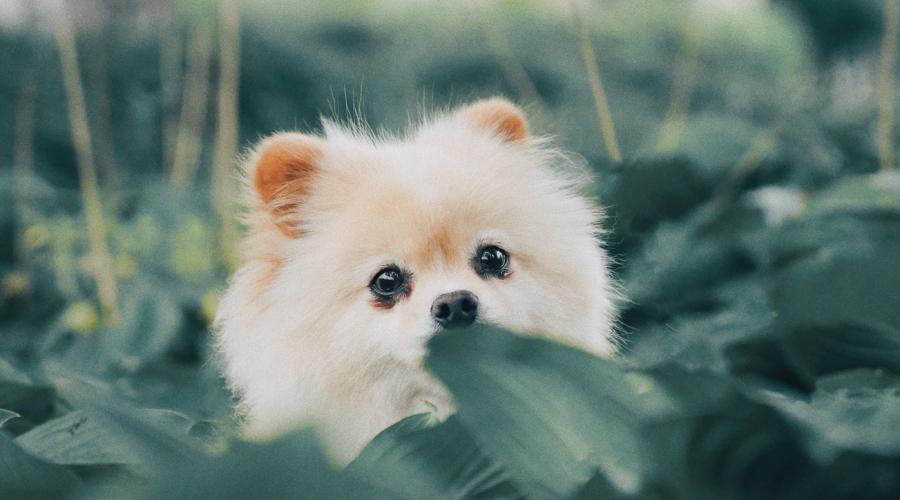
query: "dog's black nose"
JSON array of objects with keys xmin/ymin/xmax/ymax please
[{"xmin": 431, "ymin": 290, "xmax": 478, "ymax": 328}]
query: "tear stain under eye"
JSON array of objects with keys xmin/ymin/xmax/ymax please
[{"xmin": 369, "ymin": 295, "xmax": 398, "ymax": 310}]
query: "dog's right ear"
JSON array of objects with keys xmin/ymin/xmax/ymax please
[
  {"xmin": 458, "ymin": 98, "xmax": 530, "ymax": 143},
  {"xmin": 249, "ymin": 132, "xmax": 325, "ymax": 237}
]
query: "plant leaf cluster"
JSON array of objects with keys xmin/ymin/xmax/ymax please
[{"xmin": 1, "ymin": 2, "xmax": 900, "ymax": 498}]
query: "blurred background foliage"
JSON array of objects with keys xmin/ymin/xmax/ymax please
[{"xmin": 1, "ymin": 0, "xmax": 900, "ymax": 498}]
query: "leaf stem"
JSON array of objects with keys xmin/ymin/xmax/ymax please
[
  {"xmin": 572, "ymin": 2, "xmax": 621, "ymax": 162},
  {"xmin": 879, "ymin": 0, "xmax": 900, "ymax": 172},
  {"xmin": 657, "ymin": 11, "xmax": 700, "ymax": 153},
  {"xmin": 13, "ymin": 64, "xmax": 36, "ymax": 266},
  {"xmin": 211, "ymin": 0, "xmax": 242, "ymax": 271},
  {"xmin": 170, "ymin": 20, "xmax": 214, "ymax": 188},
  {"xmin": 55, "ymin": 17, "xmax": 120, "ymax": 323}
]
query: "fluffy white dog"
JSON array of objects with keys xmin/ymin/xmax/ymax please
[{"xmin": 214, "ymin": 98, "xmax": 618, "ymax": 462}]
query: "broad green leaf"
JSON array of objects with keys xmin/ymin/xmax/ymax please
[
  {"xmin": 0, "ymin": 432, "xmax": 79, "ymax": 498},
  {"xmin": 349, "ymin": 413, "xmax": 523, "ymax": 499},
  {"xmin": 602, "ymin": 157, "xmax": 711, "ymax": 256},
  {"xmin": 44, "ymin": 375, "xmax": 211, "ymax": 463},
  {"xmin": 0, "ymin": 382, "xmax": 55, "ymax": 425},
  {"xmin": 14, "ymin": 411, "xmax": 146, "ymax": 465},
  {"xmin": 426, "ymin": 326, "xmax": 649, "ymax": 498},
  {"xmin": 775, "ymin": 244, "xmax": 900, "ymax": 382},
  {"xmin": 757, "ymin": 369, "xmax": 900, "ymax": 462},
  {"xmin": 100, "ymin": 282, "xmax": 185, "ymax": 374},
  {"xmin": 100, "ymin": 430, "xmax": 397, "ymax": 500},
  {"xmin": 0, "ymin": 359, "xmax": 32, "ymax": 385},
  {"xmin": 802, "ymin": 175, "xmax": 900, "ymax": 218},
  {"xmin": 41, "ymin": 281, "xmax": 185, "ymax": 377},
  {"xmin": 769, "ymin": 208, "xmax": 900, "ymax": 269},
  {"xmin": 627, "ymin": 277, "xmax": 773, "ymax": 373}
]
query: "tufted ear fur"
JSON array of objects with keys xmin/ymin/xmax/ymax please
[
  {"xmin": 250, "ymin": 132, "xmax": 326, "ymax": 237},
  {"xmin": 458, "ymin": 98, "xmax": 530, "ymax": 142}
]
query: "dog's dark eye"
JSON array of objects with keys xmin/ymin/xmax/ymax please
[
  {"xmin": 475, "ymin": 245, "xmax": 510, "ymax": 279},
  {"xmin": 369, "ymin": 266, "xmax": 411, "ymax": 309},
  {"xmin": 371, "ymin": 268, "xmax": 403, "ymax": 294}
]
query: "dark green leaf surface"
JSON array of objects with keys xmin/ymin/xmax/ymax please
[
  {"xmin": 426, "ymin": 327, "xmax": 652, "ymax": 497},
  {"xmin": 14, "ymin": 410, "xmax": 146, "ymax": 465},
  {"xmin": 0, "ymin": 382, "xmax": 55, "ymax": 427},
  {"xmin": 0, "ymin": 433, "xmax": 79, "ymax": 500},
  {"xmin": 349, "ymin": 413, "xmax": 524, "ymax": 499},
  {"xmin": 757, "ymin": 369, "xmax": 900, "ymax": 460},
  {"xmin": 119, "ymin": 431, "xmax": 397, "ymax": 500},
  {"xmin": 775, "ymin": 244, "xmax": 900, "ymax": 382}
]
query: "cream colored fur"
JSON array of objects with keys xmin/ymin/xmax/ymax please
[{"xmin": 214, "ymin": 99, "xmax": 618, "ymax": 463}]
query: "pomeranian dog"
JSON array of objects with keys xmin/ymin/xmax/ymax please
[{"xmin": 214, "ymin": 98, "xmax": 618, "ymax": 462}]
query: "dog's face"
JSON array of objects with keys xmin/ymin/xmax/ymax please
[{"xmin": 220, "ymin": 100, "xmax": 617, "ymax": 411}]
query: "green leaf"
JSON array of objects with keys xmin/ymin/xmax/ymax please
[
  {"xmin": 0, "ymin": 360, "xmax": 55, "ymax": 427},
  {"xmin": 13, "ymin": 411, "xmax": 145, "ymax": 465},
  {"xmin": 349, "ymin": 413, "xmax": 523, "ymax": 498},
  {"xmin": 627, "ymin": 277, "xmax": 773, "ymax": 373},
  {"xmin": 0, "ymin": 432, "xmax": 79, "ymax": 499},
  {"xmin": 775, "ymin": 244, "xmax": 900, "ymax": 382},
  {"xmin": 101, "ymin": 282, "xmax": 186, "ymax": 374},
  {"xmin": 426, "ymin": 326, "xmax": 650, "ymax": 498},
  {"xmin": 41, "ymin": 375, "xmax": 211, "ymax": 464},
  {"xmin": 0, "ymin": 409, "xmax": 19, "ymax": 427},
  {"xmin": 802, "ymin": 175, "xmax": 900, "ymax": 218},
  {"xmin": 41, "ymin": 281, "xmax": 185, "ymax": 377},
  {"xmin": 755, "ymin": 369, "xmax": 900, "ymax": 461},
  {"xmin": 104, "ymin": 430, "xmax": 398, "ymax": 500},
  {"xmin": 0, "ymin": 382, "xmax": 55, "ymax": 426},
  {"xmin": 0, "ymin": 359, "xmax": 32, "ymax": 386}
]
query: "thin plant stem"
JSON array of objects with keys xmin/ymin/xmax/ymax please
[
  {"xmin": 879, "ymin": 0, "xmax": 900, "ymax": 172},
  {"xmin": 13, "ymin": 65, "xmax": 37, "ymax": 267},
  {"xmin": 161, "ymin": 0, "xmax": 184, "ymax": 174},
  {"xmin": 211, "ymin": 0, "xmax": 241, "ymax": 271},
  {"xmin": 657, "ymin": 12, "xmax": 700, "ymax": 153},
  {"xmin": 55, "ymin": 18, "xmax": 120, "ymax": 323},
  {"xmin": 712, "ymin": 81, "xmax": 813, "ymax": 209},
  {"xmin": 85, "ymin": 17, "xmax": 120, "ymax": 196},
  {"xmin": 572, "ymin": 2, "xmax": 621, "ymax": 162},
  {"xmin": 170, "ymin": 20, "xmax": 214, "ymax": 188}
]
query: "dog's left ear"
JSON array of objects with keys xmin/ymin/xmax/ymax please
[
  {"xmin": 248, "ymin": 132, "xmax": 326, "ymax": 237},
  {"xmin": 459, "ymin": 98, "xmax": 530, "ymax": 142}
]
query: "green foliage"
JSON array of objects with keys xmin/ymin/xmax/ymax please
[
  {"xmin": 426, "ymin": 328, "xmax": 649, "ymax": 497},
  {"xmin": 0, "ymin": 433, "xmax": 79, "ymax": 500},
  {"xmin": 2, "ymin": 1, "xmax": 900, "ymax": 498}
]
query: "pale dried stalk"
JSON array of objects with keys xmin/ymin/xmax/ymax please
[
  {"xmin": 170, "ymin": 20, "xmax": 214, "ymax": 187},
  {"xmin": 13, "ymin": 65, "xmax": 36, "ymax": 265},
  {"xmin": 657, "ymin": 13, "xmax": 700, "ymax": 153},
  {"xmin": 211, "ymin": 0, "xmax": 241, "ymax": 271},
  {"xmin": 160, "ymin": 1, "xmax": 183, "ymax": 174},
  {"xmin": 879, "ymin": 0, "xmax": 900, "ymax": 172},
  {"xmin": 56, "ymin": 20, "xmax": 120, "ymax": 323},
  {"xmin": 572, "ymin": 2, "xmax": 621, "ymax": 162},
  {"xmin": 713, "ymin": 82, "xmax": 813, "ymax": 208},
  {"xmin": 85, "ymin": 25, "xmax": 120, "ymax": 194}
]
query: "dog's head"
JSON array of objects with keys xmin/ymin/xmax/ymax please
[{"xmin": 227, "ymin": 98, "xmax": 617, "ymax": 380}]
